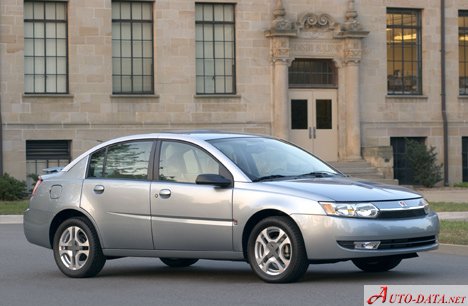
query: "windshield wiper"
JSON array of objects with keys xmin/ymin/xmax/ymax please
[
  {"xmin": 295, "ymin": 171, "xmax": 340, "ymax": 178},
  {"xmin": 252, "ymin": 175, "xmax": 288, "ymax": 182}
]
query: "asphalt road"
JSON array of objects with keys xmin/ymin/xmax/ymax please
[{"xmin": 2, "ymin": 224, "xmax": 468, "ymax": 306}]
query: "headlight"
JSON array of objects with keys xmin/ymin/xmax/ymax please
[
  {"xmin": 420, "ymin": 198, "xmax": 431, "ymax": 214},
  {"xmin": 320, "ymin": 202, "xmax": 379, "ymax": 218}
]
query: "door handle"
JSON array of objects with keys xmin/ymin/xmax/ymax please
[
  {"xmin": 159, "ymin": 189, "xmax": 171, "ymax": 199},
  {"xmin": 309, "ymin": 127, "xmax": 317, "ymax": 139},
  {"xmin": 93, "ymin": 185, "xmax": 105, "ymax": 193}
]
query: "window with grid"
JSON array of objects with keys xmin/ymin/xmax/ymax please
[
  {"xmin": 289, "ymin": 59, "xmax": 337, "ymax": 88},
  {"xmin": 459, "ymin": 11, "xmax": 468, "ymax": 95},
  {"xmin": 26, "ymin": 140, "xmax": 71, "ymax": 189},
  {"xmin": 195, "ymin": 3, "xmax": 236, "ymax": 95},
  {"xmin": 386, "ymin": 9, "xmax": 422, "ymax": 95},
  {"xmin": 112, "ymin": 1, "xmax": 154, "ymax": 94},
  {"xmin": 24, "ymin": 1, "xmax": 68, "ymax": 94}
]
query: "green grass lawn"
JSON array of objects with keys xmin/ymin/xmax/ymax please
[
  {"xmin": 0, "ymin": 200, "xmax": 28, "ymax": 215},
  {"xmin": 429, "ymin": 202, "xmax": 468, "ymax": 212},
  {"xmin": 439, "ymin": 220, "xmax": 468, "ymax": 245}
]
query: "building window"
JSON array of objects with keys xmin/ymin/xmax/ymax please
[
  {"xmin": 24, "ymin": 1, "xmax": 68, "ymax": 94},
  {"xmin": 112, "ymin": 1, "xmax": 154, "ymax": 94},
  {"xmin": 459, "ymin": 11, "xmax": 468, "ymax": 95},
  {"xmin": 390, "ymin": 137, "xmax": 425, "ymax": 185},
  {"xmin": 26, "ymin": 140, "xmax": 71, "ymax": 188},
  {"xmin": 387, "ymin": 9, "xmax": 422, "ymax": 95},
  {"xmin": 463, "ymin": 137, "xmax": 468, "ymax": 182},
  {"xmin": 289, "ymin": 59, "xmax": 337, "ymax": 88},
  {"xmin": 195, "ymin": 3, "xmax": 236, "ymax": 95}
]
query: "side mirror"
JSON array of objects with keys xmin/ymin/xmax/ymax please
[{"xmin": 195, "ymin": 174, "xmax": 232, "ymax": 188}]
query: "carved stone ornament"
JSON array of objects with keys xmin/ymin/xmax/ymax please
[
  {"xmin": 296, "ymin": 13, "xmax": 337, "ymax": 31},
  {"xmin": 341, "ymin": 0, "xmax": 363, "ymax": 32},
  {"xmin": 271, "ymin": 0, "xmax": 295, "ymax": 32}
]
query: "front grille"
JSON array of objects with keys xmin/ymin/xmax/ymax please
[
  {"xmin": 337, "ymin": 235, "xmax": 437, "ymax": 250},
  {"xmin": 378, "ymin": 208, "xmax": 427, "ymax": 219}
]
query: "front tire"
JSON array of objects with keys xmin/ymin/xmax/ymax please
[
  {"xmin": 247, "ymin": 216, "xmax": 308, "ymax": 283},
  {"xmin": 352, "ymin": 256, "xmax": 402, "ymax": 272},
  {"xmin": 53, "ymin": 217, "xmax": 106, "ymax": 278},
  {"xmin": 160, "ymin": 258, "xmax": 199, "ymax": 268}
]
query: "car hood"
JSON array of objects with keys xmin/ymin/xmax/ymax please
[{"xmin": 262, "ymin": 176, "xmax": 421, "ymax": 202}]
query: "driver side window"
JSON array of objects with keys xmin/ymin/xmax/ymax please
[{"xmin": 159, "ymin": 141, "xmax": 222, "ymax": 183}]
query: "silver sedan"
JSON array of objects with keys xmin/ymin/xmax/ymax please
[{"xmin": 24, "ymin": 132, "xmax": 439, "ymax": 283}]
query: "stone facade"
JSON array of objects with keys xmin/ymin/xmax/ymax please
[{"xmin": 0, "ymin": 0, "xmax": 468, "ymax": 185}]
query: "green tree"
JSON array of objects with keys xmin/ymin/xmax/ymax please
[{"xmin": 406, "ymin": 139, "xmax": 443, "ymax": 187}]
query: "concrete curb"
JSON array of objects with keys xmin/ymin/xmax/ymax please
[{"xmin": 0, "ymin": 215, "xmax": 23, "ymax": 224}]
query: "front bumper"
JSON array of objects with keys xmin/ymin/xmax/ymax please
[{"xmin": 291, "ymin": 212, "xmax": 439, "ymax": 260}]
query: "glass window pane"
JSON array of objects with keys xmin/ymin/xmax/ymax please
[
  {"xmin": 214, "ymin": 25, "xmax": 224, "ymax": 41},
  {"xmin": 196, "ymin": 59, "xmax": 204, "ymax": 75},
  {"xmin": 121, "ymin": 41, "xmax": 131, "ymax": 57},
  {"xmin": 143, "ymin": 59, "xmax": 152, "ymax": 75},
  {"xmin": 112, "ymin": 3, "xmax": 120, "ymax": 20},
  {"xmin": 142, "ymin": 3, "xmax": 152, "ymax": 20},
  {"xmin": 133, "ymin": 41, "xmax": 142, "ymax": 57},
  {"xmin": 34, "ymin": 22, "xmax": 44, "ymax": 38},
  {"xmin": 215, "ymin": 77, "xmax": 225, "ymax": 93},
  {"xmin": 142, "ymin": 23, "xmax": 152, "ymax": 39},
  {"xmin": 204, "ymin": 59, "xmax": 214, "ymax": 75},
  {"xmin": 121, "ymin": 23, "xmax": 131, "ymax": 39},
  {"xmin": 46, "ymin": 57, "xmax": 56, "ymax": 74},
  {"xmin": 196, "ymin": 24, "xmax": 203, "ymax": 40},
  {"xmin": 143, "ymin": 76, "xmax": 152, "ymax": 92},
  {"xmin": 224, "ymin": 25, "xmax": 234, "ymax": 41},
  {"xmin": 57, "ymin": 75, "xmax": 66, "ymax": 93},
  {"xmin": 24, "ymin": 39, "xmax": 34, "ymax": 56},
  {"xmin": 225, "ymin": 42, "xmax": 233, "ymax": 58},
  {"xmin": 133, "ymin": 58, "xmax": 142, "ymax": 75},
  {"xmin": 113, "ymin": 58, "xmax": 121, "ymax": 75},
  {"xmin": 56, "ymin": 3, "xmax": 66, "ymax": 20},
  {"xmin": 122, "ymin": 76, "xmax": 132, "ymax": 92},
  {"xmin": 35, "ymin": 75, "xmax": 45, "ymax": 92},
  {"xmin": 35, "ymin": 57, "xmax": 45, "ymax": 74},
  {"xmin": 112, "ymin": 23, "xmax": 120, "ymax": 39},
  {"xmin": 196, "ymin": 42, "xmax": 203, "ymax": 58},
  {"xmin": 122, "ymin": 58, "xmax": 131, "ymax": 74},
  {"xmin": 214, "ymin": 5, "xmax": 224, "ymax": 21},
  {"xmin": 196, "ymin": 76, "xmax": 204, "ymax": 93},
  {"xmin": 291, "ymin": 100, "xmax": 308, "ymax": 130},
  {"xmin": 112, "ymin": 40, "xmax": 121, "ymax": 57},
  {"xmin": 133, "ymin": 76, "xmax": 143, "ymax": 92},
  {"xmin": 121, "ymin": 2, "xmax": 131, "ymax": 19},
  {"xmin": 316, "ymin": 100, "xmax": 332, "ymax": 129},
  {"xmin": 57, "ymin": 39, "xmax": 66, "ymax": 56},
  {"xmin": 195, "ymin": 5, "xmax": 203, "ymax": 21},
  {"xmin": 24, "ymin": 23, "xmax": 34, "ymax": 38},
  {"xmin": 203, "ymin": 24, "xmax": 213, "ymax": 41},
  {"xmin": 25, "ymin": 57, "xmax": 34, "ymax": 74},
  {"xmin": 214, "ymin": 42, "xmax": 224, "ymax": 58},
  {"xmin": 204, "ymin": 42, "xmax": 213, "ymax": 58},
  {"xmin": 46, "ymin": 23, "xmax": 56, "ymax": 38},
  {"xmin": 225, "ymin": 77, "xmax": 233, "ymax": 93},
  {"xmin": 24, "ymin": 3, "xmax": 33, "ymax": 19},
  {"xmin": 143, "ymin": 41, "xmax": 152, "ymax": 57},
  {"xmin": 224, "ymin": 5, "xmax": 234, "ymax": 22},
  {"xmin": 57, "ymin": 57, "xmax": 66, "ymax": 74},
  {"xmin": 46, "ymin": 75, "xmax": 57, "ymax": 92},
  {"xmin": 215, "ymin": 59, "xmax": 225, "ymax": 75},
  {"xmin": 204, "ymin": 5, "xmax": 213, "ymax": 21},
  {"xmin": 113, "ymin": 76, "xmax": 121, "ymax": 92},
  {"xmin": 45, "ymin": 3, "xmax": 55, "ymax": 20},
  {"xmin": 132, "ymin": 23, "xmax": 142, "ymax": 39},
  {"xmin": 25, "ymin": 75, "xmax": 34, "ymax": 92},
  {"xmin": 204, "ymin": 77, "xmax": 214, "ymax": 93},
  {"xmin": 34, "ymin": 39, "xmax": 45, "ymax": 56},
  {"xmin": 34, "ymin": 2, "xmax": 44, "ymax": 19},
  {"xmin": 132, "ymin": 3, "xmax": 142, "ymax": 20},
  {"xmin": 88, "ymin": 149, "xmax": 105, "ymax": 178},
  {"xmin": 46, "ymin": 39, "xmax": 56, "ymax": 56},
  {"xmin": 56, "ymin": 23, "xmax": 66, "ymax": 38}
]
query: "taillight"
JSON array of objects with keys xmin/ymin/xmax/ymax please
[{"xmin": 32, "ymin": 177, "xmax": 43, "ymax": 196}]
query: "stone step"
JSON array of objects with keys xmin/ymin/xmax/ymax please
[{"xmin": 329, "ymin": 159, "xmax": 399, "ymax": 185}]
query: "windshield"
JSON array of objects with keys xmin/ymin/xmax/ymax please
[{"xmin": 208, "ymin": 137, "xmax": 340, "ymax": 181}]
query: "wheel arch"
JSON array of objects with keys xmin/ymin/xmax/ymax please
[
  {"xmin": 49, "ymin": 209, "xmax": 100, "ymax": 248},
  {"xmin": 241, "ymin": 209, "xmax": 303, "ymax": 260}
]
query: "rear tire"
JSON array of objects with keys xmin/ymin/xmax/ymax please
[
  {"xmin": 247, "ymin": 216, "xmax": 308, "ymax": 283},
  {"xmin": 352, "ymin": 256, "xmax": 402, "ymax": 272},
  {"xmin": 160, "ymin": 258, "xmax": 199, "ymax": 268},
  {"xmin": 53, "ymin": 217, "xmax": 106, "ymax": 278}
]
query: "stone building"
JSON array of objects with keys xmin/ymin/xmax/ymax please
[{"xmin": 1, "ymin": 0, "xmax": 468, "ymax": 187}]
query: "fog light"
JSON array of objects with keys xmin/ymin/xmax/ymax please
[{"xmin": 354, "ymin": 241, "xmax": 380, "ymax": 250}]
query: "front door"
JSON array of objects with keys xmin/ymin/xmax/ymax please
[{"xmin": 289, "ymin": 89, "xmax": 338, "ymax": 161}]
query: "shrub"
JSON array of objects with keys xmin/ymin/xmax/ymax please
[
  {"xmin": 406, "ymin": 139, "xmax": 443, "ymax": 188},
  {"xmin": 0, "ymin": 173, "xmax": 27, "ymax": 200}
]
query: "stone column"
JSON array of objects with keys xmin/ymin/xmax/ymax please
[
  {"xmin": 335, "ymin": 0, "xmax": 369, "ymax": 160},
  {"xmin": 265, "ymin": 0, "xmax": 296, "ymax": 139}
]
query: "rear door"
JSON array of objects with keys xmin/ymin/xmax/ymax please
[{"xmin": 81, "ymin": 140, "xmax": 155, "ymax": 250}]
